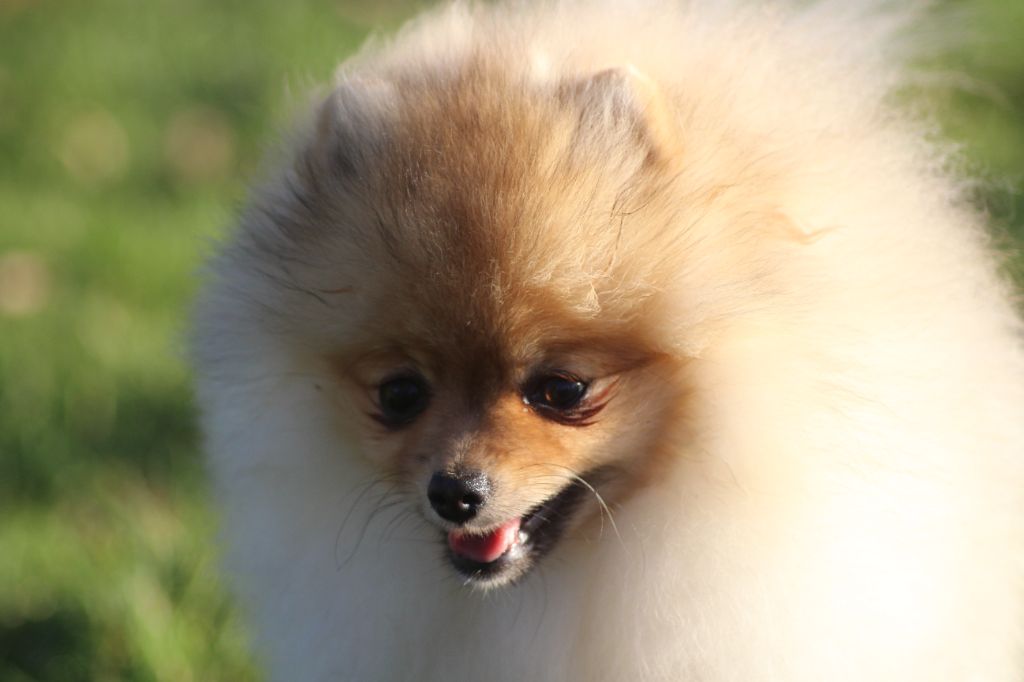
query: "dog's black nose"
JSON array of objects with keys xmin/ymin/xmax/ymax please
[{"xmin": 427, "ymin": 470, "xmax": 490, "ymax": 524}]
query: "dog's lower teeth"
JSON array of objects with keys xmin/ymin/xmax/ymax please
[{"xmin": 518, "ymin": 531, "xmax": 529, "ymax": 544}]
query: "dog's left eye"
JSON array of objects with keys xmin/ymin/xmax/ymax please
[
  {"xmin": 377, "ymin": 375, "xmax": 430, "ymax": 427},
  {"xmin": 524, "ymin": 373, "xmax": 588, "ymax": 415}
]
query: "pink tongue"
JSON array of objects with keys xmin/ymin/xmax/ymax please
[{"xmin": 447, "ymin": 518, "xmax": 521, "ymax": 563}]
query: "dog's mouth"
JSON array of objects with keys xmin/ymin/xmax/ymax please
[{"xmin": 444, "ymin": 476, "xmax": 594, "ymax": 587}]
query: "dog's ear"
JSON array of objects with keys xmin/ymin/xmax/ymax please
[
  {"xmin": 306, "ymin": 76, "xmax": 398, "ymax": 181},
  {"xmin": 560, "ymin": 66, "xmax": 679, "ymax": 166}
]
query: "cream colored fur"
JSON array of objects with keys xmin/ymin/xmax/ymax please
[{"xmin": 192, "ymin": 1, "xmax": 1024, "ymax": 680}]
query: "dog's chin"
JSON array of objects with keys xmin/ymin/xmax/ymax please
[{"xmin": 442, "ymin": 476, "xmax": 596, "ymax": 588}]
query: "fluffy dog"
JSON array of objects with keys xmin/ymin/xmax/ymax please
[{"xmin": 192, "ymin": 2, "xmax": 1024, "ymax": 679}]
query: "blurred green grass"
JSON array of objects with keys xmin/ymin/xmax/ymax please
[{"xmin": 0, "ymin": 0, "xmax": 1021, "ymax": 679}]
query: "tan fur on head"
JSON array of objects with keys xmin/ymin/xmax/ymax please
[{"xmin": 192, "ymin": 2, "xmax": 1024, "ymax": 680}]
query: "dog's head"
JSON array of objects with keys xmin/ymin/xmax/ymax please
[{"xmin": 221, "ymin": 60, "xmax": 711, "ymax": 586}]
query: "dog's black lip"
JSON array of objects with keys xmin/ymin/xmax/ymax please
[{"xmin": 445, "ymin": 468, "xmax": 606, "ymax": 583}]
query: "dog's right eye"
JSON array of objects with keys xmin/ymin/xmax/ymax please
[
  {"xmin": 377, "ymin": 375, "xmax": 430, "ymax": 427},
  {"xmin": 523, "ymin": 372, "xmax": 593, "ymax": 425}
]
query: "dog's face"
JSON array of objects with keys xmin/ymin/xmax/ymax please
[
  {"xmin": 336, "ymin": 306, "xmax": 681, "ymax": 586},
  {"xmin": 247, "ymin": 62, "xmax": 697, "ymax": 587}
]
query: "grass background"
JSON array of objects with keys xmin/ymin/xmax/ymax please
[{"xmin": 0, "ymin": 0, "xmax": 1021, "ymax": 679}]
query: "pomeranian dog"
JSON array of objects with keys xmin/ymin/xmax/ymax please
[{"xmin": 192, "ymin": 1, "xmax": 1024, "ymax": 679}]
